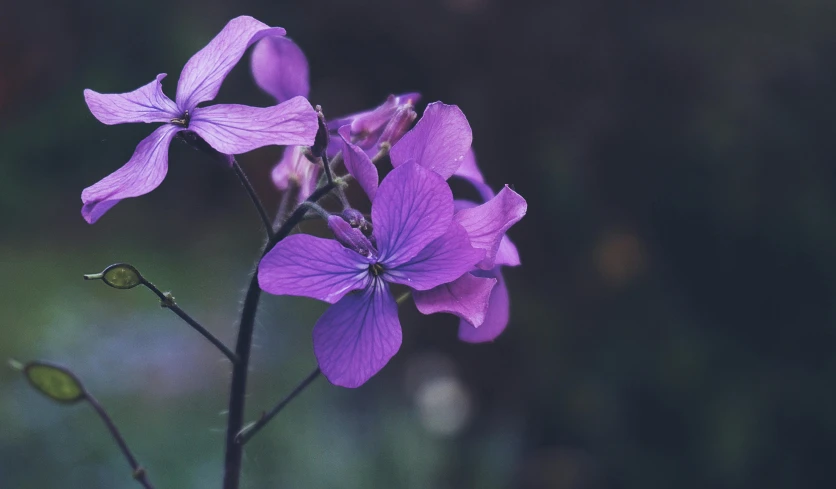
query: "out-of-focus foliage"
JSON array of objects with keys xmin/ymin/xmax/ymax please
[{"xmin": 2, "ymin": 0, "xmax": 836, "ymax": 488}]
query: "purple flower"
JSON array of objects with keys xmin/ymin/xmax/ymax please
[
  {"xmin": 250, "ymin": 36, "xmax": 420, "ymax": 198},
  {"xmin": 252, "ymin": 35, "xmax": 420, "ymax": 156},
  {"xmin": 328, "ymin": 92, "xmax": 421, "ymax": 156},
  {"xmin": 339, "ymin": 101, "xmax": 473, "ymax": 202},
  {"xmin": 82, "ymin": 16, "xmax": 318, "ymax": 223},
  {"xmin": 413, "ymin": 151, "xmax": 526, "ymax": 342},
  {"xmin": 271, "ymin": 146, "xmax": 320, "ymax": 202},
  {"xmin": 258, "ymin": 163, "xmax": 485, "ymax": 387}
]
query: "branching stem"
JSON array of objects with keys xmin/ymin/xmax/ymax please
[
  {"xmin": 234, "ymin": 368, "xmax": 321, "ymax": 445},
  {"xmin": 222, "ymin": 181, "xmax": 337, "ymax": 489}
]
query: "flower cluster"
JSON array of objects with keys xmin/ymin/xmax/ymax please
[{"xmin": 83, "ymin": 16, "xmax": 527, "ymax": 388}]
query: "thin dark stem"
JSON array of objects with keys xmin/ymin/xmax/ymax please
[
  {"xmin": 222, "ymin": 181, "xmax": 336, "ymax": 489},
  {"xmin": 85, "ymin": 393, "xmax": 155, "ymax": 489},
  {"xmin": 232, "ymin": 158, "xmax": 275, "ymax": 240},
  {"xmin": 235, "ymin": 368, "xmax": 321, "ymax": 445},
  {"xmin": 321, "ymin": 151, "xmax": 335, "ymax": 186},
  {"xmin": 140, "ymin": 280, "xmax": 239, "ymax": 364}
]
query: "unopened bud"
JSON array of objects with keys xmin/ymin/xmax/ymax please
[
  {"xmin": 328, "ymin": 216, "xmax": 376, "ymax": 257},
  {"xmin": 379, "ymin": 104, "xmax": 417, "ymax": 146},
  {"xmin": 311, "ymin": 106, "xmax": 330, "ymax": 158},
  {"xmin": 84, "ymin": 263, "xmax": 144, "ymax": 290}
]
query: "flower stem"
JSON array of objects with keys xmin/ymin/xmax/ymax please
[
  {"xmin": 85, "ymin": 393, "xmax": 155, "ymax": 489},
  {"xmin": 234, "ymin": 367, "xmax": 321, "ymax": 445},
  {"xmin": 233, "ymin": 290, "xmax": 413, "ymax": 447},
  {"xmin": 222, "ymin": 181, "xmax": 336, "ymax": 489},
  {"xmin": 140, "ymin": 279, "xmax": 239, "ymax": 364},
  {"xmin": 231, "ymin": 158, "xmax": 275, "ymax": 240}
]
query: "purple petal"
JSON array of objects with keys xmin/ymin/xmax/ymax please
[
  {"xmin": 338, "ymin": 125, "xmax": 378, "ymax": 200},
  {"xmin": 459, "ymin": 269, "xmax": 510, "ymax": 343},
  {"xmin": 372, "ymin": 163, "xmax": 454, "ymax": 267},
  {"xmin": 81, "ymin": 124, "xmax": 180, "ymax": 224},
  {"xmin": 176, "ymin": 16, "xmax": 286, "ymax": 109},
  {"xmin": 84, "ymin": 74, "xmax": 179, "ymax": 125},
  {"xmin": 251, "ymin": 36, "xmax": 310, "ymax": 103},
  {"xmin": 454, "ymin": 149, "xmax": 495, "ymax": 202},
  {"xmin": 413, "ymin": 273, "xmax": 496, "ymax": 327},
  {"xmin": 189, "ymin": 96, "xmax": 317, "ymax": 154},
  {"xmin": 258, "ymin": 234, "xmax": 371, "ymax": 304},
  {"xmin": 271, "ymin": 145, "xmax": 319, "ymax": 201},
  {"xmin": 389, "ymin": 102, "xmax": 472, "ymax": 179},
  {"xmin": 385, "ymin": 222, "xmax": 485, "ymax": 290},
  {"xmin": 455, "ymin": 185, "xmax": 527, "ymax": 269},
  {"xmin": 313, "ymin": 280, "xmax": 401, "ymax": 388},
  {"xmin": 495, "ymin": 235, "xmax": 521, "ymax": 267}
]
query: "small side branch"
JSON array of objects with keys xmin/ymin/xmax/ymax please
[
  {"xmin": 141, "ymin": 280, "xmax": 239, "ymax": 364},
  {"xmin": 235, "ymin": 368, "xmax": 322, "ymax": 445}
]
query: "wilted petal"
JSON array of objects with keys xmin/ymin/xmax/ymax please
[
  {"xmin": 389, "ymin": 102, "xmax": 472, "ymax": 179},
  {"xmin": 385, "ymin": 222, "xmax": 485, "ymax": 290},
  {"xmin": 495, "ymin": 235, "xmax": 521, "ymax": 267},
  {"xmin": 176, "ymin": 16, "xmax": 286, "ymax": 109},
  {"xmin": 271, "ymin": 145, "xmax": 319, "ymax": 200},
  {"xmin": 413, "ymin": 273, "xmax": 496, "ymax": 327},
  {"xmin": 338, "ymin": 125, "xmax": 378, "ymax": 200},
  {"xmin": 259, "ymin": 234, "xmax": 371, "ymax": 304},
  {"xmin": 251, "ymin": 36, "xmax": 309, "ymax": 102},
  {"xmin": 189, "ymin": 96, "xmax": 317, "ymax": 154},
  {"xmin": 84, "ymin": 74, "xmax": 179, "ymax": 125},
  {"xmin": 455, "ymin": 185, "xmax": 527, "ymax": 269},
  {"xmin": 313, "ymin": 280, "xmax": 401, "ymax": 388},
  {"xmin": 81, "ymin": 124, "xmax": 180, "ymax": 224},
  {"xmin": 459, "ymin": 269, "xmax": 510, "ymax": 343},
  {"xmin": 372, "ymin": 163, "xmax": 453, "ymax": 267}
]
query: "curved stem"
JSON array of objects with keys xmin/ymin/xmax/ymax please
[
  {"xmin": 235, "ymin": 368, "xmax": 321, "ymax": 445},
  {"xmin": 140, "ymin": 280, "xmax": 239, "ymax": 364},
  {"xmin": 86, "ymin": 393, "xmax": 155, "ymax": 489},
  {"xmin": 222, "ymin": 181, "xmax": 336, "ymax": 489},
  {"xmin": 232, "ymin": 158, "xmax": 275, "ymax": 240}
]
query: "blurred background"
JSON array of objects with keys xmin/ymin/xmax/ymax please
[{"xmin": 2, "ymin": 0, "xmax": 836, "ymax": 488}]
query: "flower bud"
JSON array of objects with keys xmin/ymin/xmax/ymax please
[
  {"xmin": 310, "ymin": 106, "xmax": 330, "ymax": 158},
  {"xmin": 328, "ymin": 216, "xmax": 376, "ymax": 257},
  {"xmin": 23, "ymin": 361, "xmax": 86, "ymax": 404},
  {"xmin": 379, "ymin": 104, "xmax": 417, "ymax": 146}
]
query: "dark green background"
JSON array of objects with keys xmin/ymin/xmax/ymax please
[{"xmin": 2, "ymin": 0, "xmax": 835, "ymax": 487}]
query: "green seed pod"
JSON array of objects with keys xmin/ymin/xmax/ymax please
[
  {"xmin": 84, "ymin": 263, "xmax": 144, "ymax": 289},
  {"xmin": 24, "ymin": 361, "xmax": 86, "ymax": 404}
]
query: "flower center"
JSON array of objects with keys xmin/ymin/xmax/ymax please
[
  {"xmin": 170, "ymin": 110, "xmax": 190, "ymax": 128},
  {"xmin": 369, "ymin": 263, "xmax": 385, "ymax": 276}
]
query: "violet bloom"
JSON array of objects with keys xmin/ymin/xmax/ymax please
[
  {"xmin": 414, "ymin": 150, "xmax": 526, "ymax": 342},
  {"xmin": 82, "ymin": 16, "xmax": 318, "ymax": 223},
  {"xmin": 339, "ymin": 101, "xmax": 473, "ymax": 203},
  {"xmin": 251, "ymin": 35, "xmax": 419, "ymax": 197},
  {"xmin": 258, "ymin": 163, "xmax": 484, "ymax": 387},
  {"xmin": 271, "ymin": 146, "xmax": 319, "ymax": 202},
  {"xmin": 252, "ymin": 35, "xmax": 420, "ymax": 157}
]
